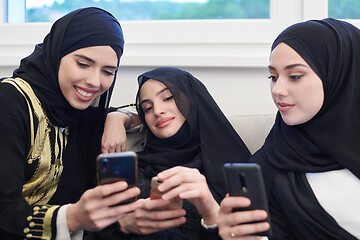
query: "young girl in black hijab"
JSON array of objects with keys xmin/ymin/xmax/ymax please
[
  {"xmin": 96, "ymin": 67, "xmax": 251, "ymax": 239},
  {"xmin": 0, "ymin": 7, "xmax": 141, "ymax": 240},
  {"xmin": 218, "ymin": 18, "xmax": 360, "ymax": 240}
]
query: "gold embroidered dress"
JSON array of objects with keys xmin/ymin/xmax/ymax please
[{"xmin": 1, "ymin": 78, "xmax": 68, "ymax": 239}]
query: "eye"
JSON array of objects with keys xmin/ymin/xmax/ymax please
[
  {"xmin": 141, "ymin": 103, "xmax": 153, "ymax": 114},
  {"xmin": 164, "ymin": 96, "xmax": 174, "ymax": 101},
  {"xmin": 76, "ymin": 60, "xmax": 89, "ymax": 68},
  {"xmin": 268, "ymin": 75, "xmax": 278, "ymax": 82},
  {"xmin": 143, "ymin": 106, "xmax": 153, "ymax": 114},
  {"xmin": 289, "ymin": 74, "xmax": 304, "ymax": 80},
  {"xmin": 102, "ymin": 70, "xmax": 115, "ymax": 76}
]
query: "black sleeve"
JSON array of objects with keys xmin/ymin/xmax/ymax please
[{"xmin": 0, "ymin": 83, "xmax": 60, "ymax": 239}]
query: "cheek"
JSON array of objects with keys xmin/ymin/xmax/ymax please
[
  {"xmin": 58, "ymin": 65, "xmax": 80, "ymax": 91},
  {"xmin": 101, "ymin": 78, "xmax": 114, "ymax": 91},
  {"xmin": 303, "ymin": 79, "xmax": 324, "ymax": 107},
  {"xmin": 178, "ymin": 112, "xmax": 186, "ymax": 125},
  {"xmin": 58, "ymin": 71, "xmax": 71, "ymax": 94},
  {"xmin": 144, "ymin": 114, "xmax": 153, "ymax": 127},
  {"xmin": 270, "ymin": 82, "xmax": 276, "ymax": 100},
  {"xmin": 308, "ymin": 86, "xmax": 324, "ymax": 115}
]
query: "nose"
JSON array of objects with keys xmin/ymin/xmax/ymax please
[
  {"xmin": 153, "ymin": 102, "xmax": 165, "ymax": 116},
  {"xmin": 271, "ymin": 77, "xmax": 288, "ymax": 97},
  {"xmin": 85, "ymin": 69, "xmax": 101, "ymax": 88}
]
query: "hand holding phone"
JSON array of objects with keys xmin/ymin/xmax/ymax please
[
  {"xmin": 223, "ymin": 163, "xmax": 272, "ymax": 236},
  {"xmin": 97, "ymin": 151, "xmax": 138, "ymax": 204},
  {"xmin": 150, "ymin": 176, "xmax": 183, "ymax": 210}
]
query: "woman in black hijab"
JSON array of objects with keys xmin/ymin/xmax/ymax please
[
  {"xmin": 96, "ymin": 67, "xmax": 251, "ymax": 239},
  {"xmin": 218, "ymin": 18, "xmax": 360, "ymax": 239},
  {"xmin": 0, "ymin": 7, "xmax": 141, "ymax": 240}
]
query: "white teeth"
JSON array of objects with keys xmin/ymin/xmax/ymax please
[{"xmin": 76, "ymin": 87, "xmax": 94, "ymax": 98}]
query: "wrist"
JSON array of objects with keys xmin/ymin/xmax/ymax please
[
  {"xmin": 118, "ymin": 219, "xmax": 130, "ymax": 234},
  {"xmin": 66, "ymin": 204, "xmax": 80, "ymax": 232},
  {"xmin": 200, "ymin": 201, "xmax": 219, "ymax": 225},
  {"xmin": 200, "ymin": 218, "xmax": 218, "ymax": 229}
]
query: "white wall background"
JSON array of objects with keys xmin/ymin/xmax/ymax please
[{"xmin": 0, "ymin": 0, "xmax": 358, "ymax": 117}]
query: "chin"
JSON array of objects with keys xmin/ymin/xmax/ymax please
[
  {"xmin": 70, "ymin": 102, "xmax": 91, "ymax": 110},
  {"xmin": 154, "ymin": 130, "xmax": 177, "ymax": 139},
  {"xmin": 281, "ymin": 116, "xmax": 310, "ymax": 126},
  {"xmin": 157, "ymin": 133, "xmax": 173, "ymax": 139},
  {"xmin": 281, "ymin": 114, "xmax": 300, "ymax": 126}
]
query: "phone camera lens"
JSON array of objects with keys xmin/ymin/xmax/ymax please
[{"xmin": 103, "ymin": 159, "xmax": 108, "ymax": 169}]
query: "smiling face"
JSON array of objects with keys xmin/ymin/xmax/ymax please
[
  {"xmin": 269, "ymin": 43, "xmax": 324, "ymax": 126},
  {"xmin": 139, "ymin": 79, "xmax": 186, "ymax": 139},
  {"xmin": 58, "ymin": 45, "xmax": 118, "ymax": 110}
]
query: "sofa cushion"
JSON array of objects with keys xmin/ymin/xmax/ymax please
[{"xmin": 227, "ymin": 114, "xmax": 275, "ymax": 154}]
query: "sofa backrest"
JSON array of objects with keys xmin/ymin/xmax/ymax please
[{"xmin": 227, "ymin": 114, "xmax": 275, "ymax": 154}]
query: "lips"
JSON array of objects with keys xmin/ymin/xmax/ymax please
[
  {"xmin": 74, "ymin": 86, "xmax": 97, "ymax": 99},
  {"xmin": 277, "ymin": 102, "xmax": 295, "ymax": 112},
  {"xmin": 156, "ymin": 117, "xmax": 174, "ymax": 128}
]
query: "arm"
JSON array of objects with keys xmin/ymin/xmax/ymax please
[
  {"xmin": 218, "ymin": 195, "xmax": 270, "ymax": 240},
  {"xmin": 0, "ymin": 84, "xmax": 142, "ymax": 238},
  {"xmin": 0, "ymin": 83, "xmax": 41, "ymax": 238},
  {"xmin": 102, "ymin": 107, "xmax": 141, "ymax": 153},
  {"xmin": 0, "ymin": 83, "xmax": 76, "ymax": 238}
]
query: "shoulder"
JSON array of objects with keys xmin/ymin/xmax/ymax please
[
  {"xmin": 0, "ymin": 79, "xmax": 32, "ymax": 126},
  {"xmin": 0, "ymin": 78, "xmax": 29, "ymax": 107}
]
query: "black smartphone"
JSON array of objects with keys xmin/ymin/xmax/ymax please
[
  {"xmin": 96, "ymin": 151, "xmax": 138, "ymax": 204},
  {"xmin": 223, "ymin": 163, "xmax": 271, "ymax": 236}
]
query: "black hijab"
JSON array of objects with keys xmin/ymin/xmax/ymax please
[
  {"xmin": 257, "ymin": 18, "xmax": 360, "ymax": 196},
  {"xmin": 13, "ymin": 7, "xmax": 125, "ymax": 204},
  {"xmin": 13, "ymin": 7, "xmax": 124, "ymax": 127},
  {"xmin": 135, "ymin": 67, "xmax": 251, "ymax": 202}
]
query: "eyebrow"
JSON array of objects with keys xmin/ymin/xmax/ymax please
[
  {"xmin": 74, "ymin": 54, "xmax": 118, "ymax": 70},
  {"xmin": 140, "ymin": 87, "xmax": 170, "ymax": 106},
  {"xmin": 268, "ymin": 63, "xmax": 309, "ymax": 71}
]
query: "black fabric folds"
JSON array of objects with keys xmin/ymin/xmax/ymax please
[
  {"xmin": 135, "ymin": 67, "xmax": 251, "ymax": 202},
  {"xmin": 256, "ymin": 18, "xmax": 360, "ymax": 196}
]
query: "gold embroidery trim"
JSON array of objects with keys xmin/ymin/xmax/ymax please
[{"xmin": 24, "ymin": 205, "xmax": 60, "ymax": 239}]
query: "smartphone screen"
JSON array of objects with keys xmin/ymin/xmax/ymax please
[
  {"xmin": 223, "ymin": 163, "xmax": 272, "ymax": 236},
  {"xmin": 96, "ymin": 151, "xmax": 138, "ymax": 204}
]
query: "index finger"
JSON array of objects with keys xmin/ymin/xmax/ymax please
[
  {"xmin": 220, "ymin": 196, "xmax": 251, "ymax": 213},
  {"xmin": 144, "ymin": 198, "xmax": 171, "ymax": 210},
  {"xmin": 94, "ymin": 181, "xmax": 129, "ymax": 198},
  {"xmin": 157, "ymin": 166, "xmax": 185, "ymax": 180}
]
